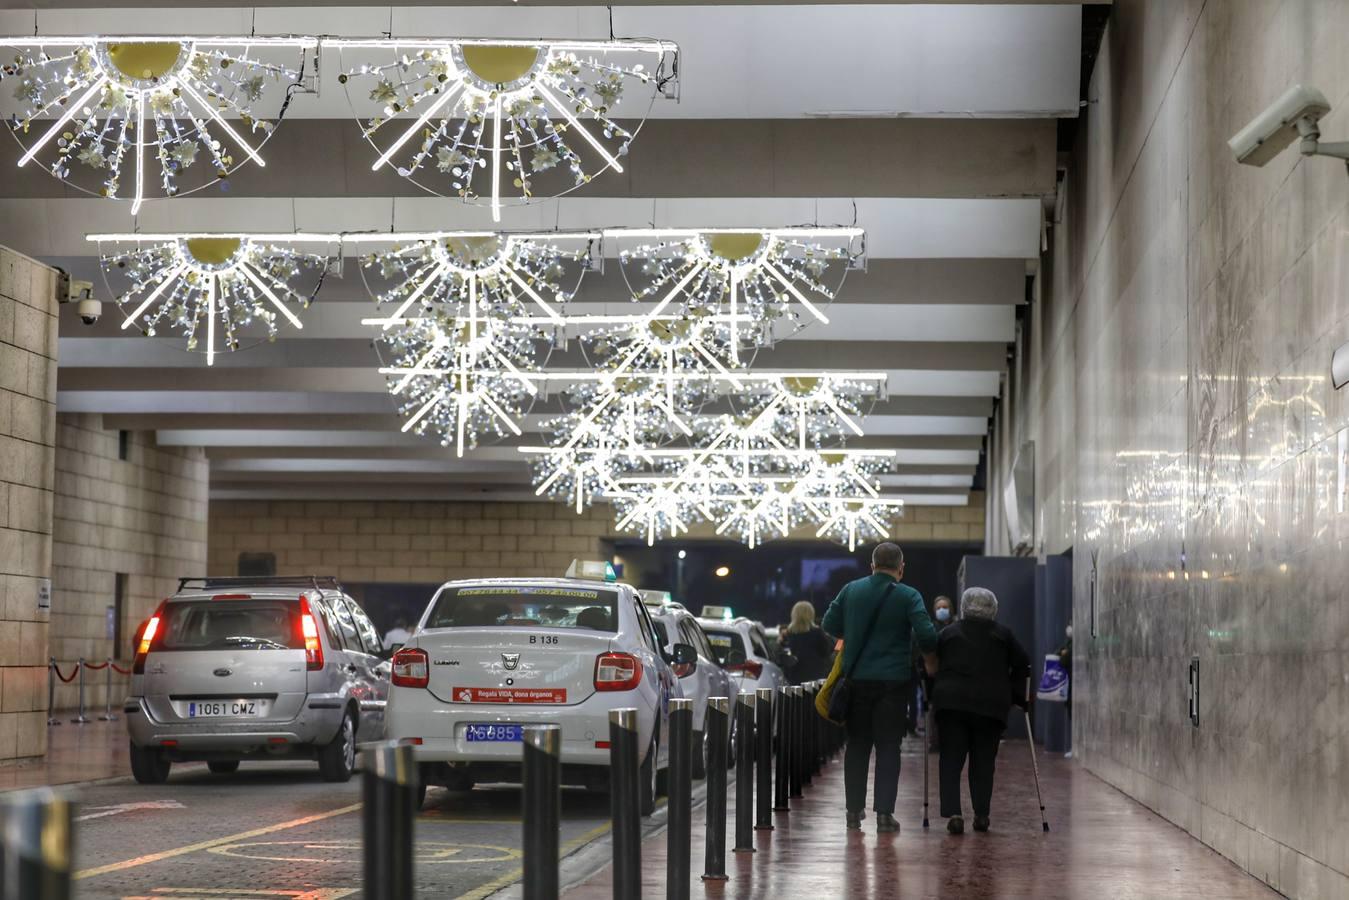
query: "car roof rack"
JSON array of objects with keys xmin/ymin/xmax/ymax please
[{"xmin": 176, "ymin": 575, "xmax": 346, "ymax": 594}]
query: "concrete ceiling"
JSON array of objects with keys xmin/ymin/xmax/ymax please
[{"xmin": 1, "ymin": 2, "xmax": 1086, "ymax": 506}]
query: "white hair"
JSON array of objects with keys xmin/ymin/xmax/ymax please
[{"xmin": 960, "ymin": 587, "xmax": 998, "ymax": 620}]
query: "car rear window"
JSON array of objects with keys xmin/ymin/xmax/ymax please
[
  {"xmin": 426, "ymin": 586, "xmax": 619, "ymax": 632},
  {"xmin": 703, "ymin": 629, "xmax": 746, "ymax": 664},
  {"xmin": 159, "ymin": 599, "xmax": 302, "ymax": 651}
]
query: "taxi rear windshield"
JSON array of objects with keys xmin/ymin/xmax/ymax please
[
  {"xmin": 703, "ymin": 629, "xmax": 747, "ymax": 664},
  {"xmin": 426, "ymin": 586, "xmax": 619, "ymax": 632},
  {"xmin": 159, "ymin": 600, "xmax": 303, "ymax": 651}
]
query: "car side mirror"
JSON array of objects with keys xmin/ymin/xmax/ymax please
[
  {"xmin": 672, "ymin": 643, "xmax": 698, "ymax": 667},
  {"xmin": 724, "ymin": 648, "xmax": 746, "ymax": 667}
]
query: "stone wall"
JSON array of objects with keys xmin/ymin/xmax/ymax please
[
  {"xmin": 988, "ymin": 2, "xmax": 1349, "ymax": 896},
  {"xmin": 0, "ymin": 246, "xmax": 58, "ymax": 765},
  {"xmin": 50, "ymin": 414, "xmax": 209, "ymax": 713}
]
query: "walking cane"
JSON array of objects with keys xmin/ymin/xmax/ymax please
[{"xmin": 1022, "ymin": 684, "xmax": 1049, "ymax": 833}]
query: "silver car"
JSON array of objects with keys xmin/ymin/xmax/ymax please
[
  {"xmin": 643, "ymin": 594, "xmax": 736, "ymax": 778},
  {"xmin": 698, "ymin": 617, "xmax": 788, "ymax": 696},
  {"xmin": 125, "ymin": 576, "xmax": 389, "ymax": 784}
]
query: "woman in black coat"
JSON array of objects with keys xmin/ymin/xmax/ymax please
[
  {"xmin": 783, "ymin": 600, "xmax": 834, "ymax": 684},
  {"xmin": 930, "ymin": 587, "xmax": 1031, "ymax": 835}
]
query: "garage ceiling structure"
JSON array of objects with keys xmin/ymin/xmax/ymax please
[{"xmin": 0, "ymin": 3, "xmax": 1084, "ymax": 507}]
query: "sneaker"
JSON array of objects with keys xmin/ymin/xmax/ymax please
[
  {"xmin": 973, "ymin": 816, "xmax": 990, "ymax": 833},
  {"xmin": 876, "ymin": 813, "xmax": 900, "ymax": 833},
  {"xmin": 846, "ymin": 810, "xmax": 864, "ymax": 830},
  {"xmin": 946, "ymin": 816, "xmax": 964, "ymax": 835}
]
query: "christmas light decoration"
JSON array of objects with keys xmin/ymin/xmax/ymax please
[
  {"xmin": 87, "ymin": 232, "xmax": 337, "ymax": 365},
  {"xmin": 4, "ymin": 36, "xmax": 317, "ymax": 212},
  {"xmin": 331, "ymin": 38, "xmax": 678, "ymax": 220}
]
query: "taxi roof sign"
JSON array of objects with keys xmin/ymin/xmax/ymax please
[
  {"xmin": 640, "ymin": 589, "xmax": 673, "ymax": 607},
  {"xmin": 701, "ymin": 605, "xmax": 734, "ymax": 620},
  {"xmin": 565, "ymin": 559, "xmax": 617, "ymax": 582}
]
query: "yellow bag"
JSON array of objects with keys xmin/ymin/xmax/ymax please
[{"xmin": 815, "ymin": 649, "xmax": 845, "ymax": 724}]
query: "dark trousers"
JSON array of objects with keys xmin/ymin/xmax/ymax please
[
  {"xmin": 843, "ymin": 681, "xmax": 906, "ymax": 814},
  {"xmin": 936, "ymin": 709, "xmax": 1003, "ymax": 818},
  {"xmin": 903, "ymin": 675, "xmax": 920, "ymax": 733}
]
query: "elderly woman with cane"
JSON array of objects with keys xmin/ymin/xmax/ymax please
[{"xmin": 929, "ymin": 587, "xmax": 1031, "ymax": 835}]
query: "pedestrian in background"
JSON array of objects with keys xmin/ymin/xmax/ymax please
[
  {"xmin": 931, "ymin": 587, "xmax": 1031, "ymax": 835},
  {"xmin": 784, "ymin": 600, "xmax": 833, "ymax": 684},
  {"xmin": 822, "ymin": 542, "xmax": 938, "ymax": 833},
  {"xmin": 925, "ymin": 595, "xmax": 957, "ymax": 751}
]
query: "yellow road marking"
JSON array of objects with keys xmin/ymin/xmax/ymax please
[
  {"xmin": 454, "ymin": 821, "xmax": 612, "ymax": 900},
  {"xmin": 75, "ymin": 803, "xmax": 363, "ymax": 880}
]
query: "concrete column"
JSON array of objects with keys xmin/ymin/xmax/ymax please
[{"xmin": 0, "ymin": 246, "xmax": 58, "ymax": 764}]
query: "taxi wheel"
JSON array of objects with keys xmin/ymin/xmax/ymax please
[
  {"xmin": 692, "ymin": 729, "xmax": 708, "ymax": 779},
  {"xmin": 318, "ymin": 711, "xmax": 356, "ymax": 783},
  {"xmin": 129, "ymin": 742, "xmax": 171, "ymax": 785},
  {"xmin": 415, "ymin": 782, "xmax": 428, "ymax": 810},
  {"xmin": 207, "ymin": 760, "xmax": 240, "ymax": 775},
  {"xmin": 639, "ymin": 736, "xmax": 658, "ymax": 817}
]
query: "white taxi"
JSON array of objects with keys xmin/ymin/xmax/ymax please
[{"xmin": 387, "ymin": 562, "xmax": 683, "ymax": 815}]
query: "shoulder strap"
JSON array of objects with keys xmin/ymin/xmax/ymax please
[{"xmin": 844, "ymin": 582, "xmax": 899, "ymax": 679}]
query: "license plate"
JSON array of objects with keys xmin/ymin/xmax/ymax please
[
  {"xmin": 187, "ymin": 700, "xmax": 263, "ymax": 718},
  {"xmin": 465, "ymin": 724, "xmax": 524, "ymax": 742}
]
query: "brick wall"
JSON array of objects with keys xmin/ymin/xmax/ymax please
[
  {"xmin": 0, "ymin": 246, "xmax": 58, "ymax": 764},
  {"xmin": 208, "ymin": 500, "xmax": 613, "ymax": 583},
  {"xmin": 50, "ymin": 414, "xmax": 209, "ymax": 713},
  {"xmin": 890, "ymin": 493, "xmax": 985, "ymax": 544}
]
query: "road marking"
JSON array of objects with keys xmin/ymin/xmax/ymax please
[
  {"xmin": 120, "ymin": 889, "xmax": 357, "ymax": 899},
  {"xmin": 74, "ymin": 803, "xmax": 362, "ymax": 881},
  {"xmin": 77, "ymin": 800, "xmax": 186, "ymax": 821},
  {"xmin": 454, "ymin": 821, "xmax": 612, "ymax": 900},
  {"xmin": 208, "ymin": 839, "xmax": 520, "ymax": 865}
]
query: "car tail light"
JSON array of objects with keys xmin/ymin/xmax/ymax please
[
  {"xmin": 298, "ymin": 595, "xmax": 324, "ymax": 671},
  {"xmin": 133, "ymin": 601, "xmax": 167, "ymax": 674},
  {"xmin": 727, "ymin": 660, "xmax": 764, "ymax": 679},
  {"xmin": 594, "ymin": 652, "xmax": 642, "ymax": 691},
  {"xmin": 391, "ymin": 647, "xmax": 430, "ymax": 688}
]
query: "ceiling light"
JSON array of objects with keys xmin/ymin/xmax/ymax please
[
  {"xmin": 86, "ymin": 232, "xmax": 337, "ymax": 365},
  {"xmin": 331, "ymin": 38, "xmax": 678, "ymax": 221},
  {"xmin": 5, "ymin": 36, "xmax": 317, "ymax": 212},
  {"xmin": 714, "ymin": 565, "xmax": 730, "ymax": 578}
]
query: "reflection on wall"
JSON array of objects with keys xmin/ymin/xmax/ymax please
[{"xmin": 989, "ymin": 3, "xmax": 1349, "ymax": 897}]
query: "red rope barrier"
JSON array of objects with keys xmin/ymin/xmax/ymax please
[
  {"xmin": 51, "ymin": 661, "xmax": 80, "ymax": 683},
  {"xmin": 83, "ymin": 660, "xmax": 109, "ymax": 671},
  {"xmin": 109, "ymin": 662, "xmax": 133, "ymax": 675}
]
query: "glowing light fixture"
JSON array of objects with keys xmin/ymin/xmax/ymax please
[
  {"xmin": 4, "ymin": 36, "xmax": 317, "ymax": 211},
  {"xmin": 714, "ymin": 565, "xmax": 730, "ymax": 578},
  {"xmin": 87, "ymin": 232, "xmax": 338, "ymax": 365},
  {"xmin": 331, "ymin": 38, "xmax": 678, "ymax": 220}
]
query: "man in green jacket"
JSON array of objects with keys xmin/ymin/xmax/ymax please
[{"xmin": 821, "ymin": 542, "xmax": 938, "ymax": 833}]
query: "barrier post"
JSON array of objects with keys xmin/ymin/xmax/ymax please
[
  {"xmin": 522, "ymin": 725, "xmax": 560, "ymax": 900},
  {"xmin": 45, "ymin": 660, "xmax": 60, "ymax": 727},
  {"xmin": 773, "ymin": 686, "xmax": 789, "ymax": 811},
  {"xmin": 788, "ymin": 687, "xmax": 803, "ymax": 799},
  {"xmin": 0, "ymin": 787, "xmax": 74, "ymax": 900},
  {"xmin": 97, "ymin": 661, "xmax": 117, "ymax": 722},
  {"xmin": 701, "ymin": 697, "xmax": 729, "ymax": 882},
  {"xmin": 666, "ymin": 698, "xmax": 692, "ymax": 900},
  {"xmin": 754, "ymin": 688, "xmax": 773, "ymax": 831},
  {"xmin": 361, "ymin": 741, "xmax": 416, "ymax": 900},
  {"xmin": 801, "ymin": 684, "xmax": 815, "ymax": 785},
  {"xmin": 732, "ymin": 692, "xmax": 755, "ymax": 854},
  {"xmin": 68, "ymin": 660, "xmax": 89, "ymax": 725},
  {"xmin": 608, "ymin": 708, "xmax": 641, "ymax": 900},
  {"xmin": 808, "ymin": 682, "xmax": 821, "ymax": 778}
]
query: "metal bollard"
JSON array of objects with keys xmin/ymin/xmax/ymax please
[
  {"xmin": 0, "ymin": 788, "xmax": 74, "ymax": 900},
  {"xmin": 754, "ymin": 688, "xmax": 773, "ymax": 831},
  {"xmin": 807, "ymin": 682, "xmax": 820, "ymax": 779},
  {"xmin": 522, "ymin": 725, "xmax": 561, "ymax": 900},
  {"xmin": 666, "ymin": 699, "xmax": 692, "ymax": 900},
  {"xmin": 772, "ymin": 686, "xmax": 789, "ymax": 812},
  {"xmin": 701, "ymin": 697, "xmax": 730, "ymax": 882},
  {"xmin": 801, "ymin": 684, "xmax": 814, "ymax": 786},
  {"xmin": 98, "ymin": 661, "xmax": 117, "ymax": 723},
  {"xmin": 45, "ymin": 661, "xmax": 59, "ymax": 728},
  {"xmin": 608, "ymin": 708, "xmax": 641, "ymax": 900},
  {"xmin": 788, "ymin": 687, "xmax": 804, "ymax": 799},
  {"xmin": 732, "ymin": 692, "xmax": 755, "ymax": 854},
  {"xmin": 361, "ymin": 741, "xmax": 417, "ymax": 900},
  {"xmin": 68, "ymin": 660, "xmax": 89, "ymax": 726}
]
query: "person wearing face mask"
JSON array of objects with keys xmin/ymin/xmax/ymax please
[
  {"xmin": 933, "ymin": 596, "xmax": 955, "ymax": 629},
  {"xmin": 924, "ymin": 596, "xmax": 956, "ymax": 752}
]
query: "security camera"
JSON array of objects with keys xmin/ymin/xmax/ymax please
[
  {"xmin": 1229, "ymin": 85, "xmax": 1349, "ymax": 167},
  {"xmin": 77, "ymin": 298, "xmax": 102, "ymax": 326}
]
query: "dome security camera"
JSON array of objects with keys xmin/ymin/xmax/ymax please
[{"xmin": 77, "ymin": 298, "xmax": 102, "ymax": 326}]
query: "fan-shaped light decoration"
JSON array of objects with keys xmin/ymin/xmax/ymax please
[
  {"xmin": 88, "ymin": 231, "xmax": 338, "ymax": 365},
  {"xmin": 331, "ymin": 38, "xmax": 678, "ymax": 220},
  {"xmin": 608, "ymin": 227, "xmax": 865, "ymax": 360},
  {"xmin": 354, "ymin": 231, "xmax": 599, "ymax": 456},
  {"xmin": 4, "ymin": 36, "xmax": 317, "ymax": 212}
]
